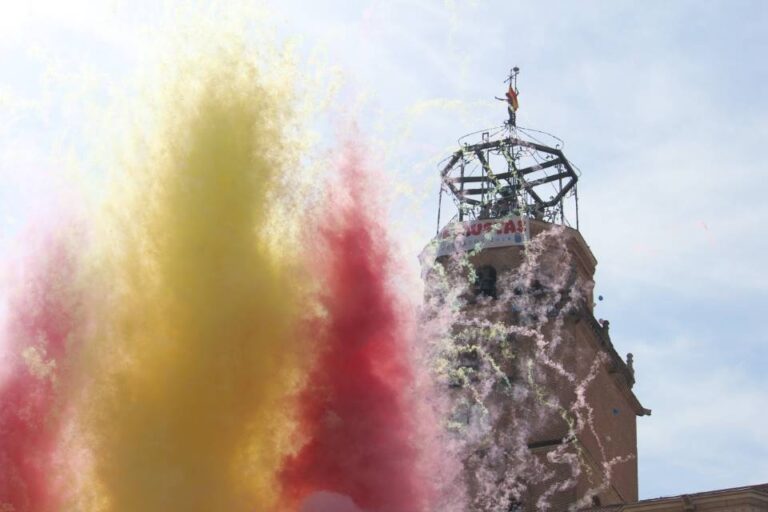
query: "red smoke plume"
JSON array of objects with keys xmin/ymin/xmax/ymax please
[
  {"xmin": 280, "ymin": 145, "xmax": 425, "ymax": 512},
  {"xmin": 0, "ymin": 231, "xmax": 77, "ymax": 512}
]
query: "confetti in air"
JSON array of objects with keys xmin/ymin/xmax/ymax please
[{"xmin": 419, "ymin": 223, "xmax": 638, "ymax": 511}]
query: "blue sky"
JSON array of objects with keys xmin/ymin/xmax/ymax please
[{"xmin": 1, "ymin": 0, "xmax": 766, "ymax": 500}]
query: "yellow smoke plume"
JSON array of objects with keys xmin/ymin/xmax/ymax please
[{"xmin": 69, "ymin": 38, "xmax": 308, "ymax": 512}]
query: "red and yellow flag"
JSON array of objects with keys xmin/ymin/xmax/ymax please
[{"xmin": 506, "ymin": 86, "xmax": 519, "ymax": 111}]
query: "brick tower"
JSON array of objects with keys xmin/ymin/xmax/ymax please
[{"xmin": 425, "ymin": 72, "xmax": 649, "ymax": 510}]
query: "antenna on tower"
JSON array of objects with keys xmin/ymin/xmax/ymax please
[{"xmin": 504, "ymin": 66, "xmax": 520, "ymax": 87}]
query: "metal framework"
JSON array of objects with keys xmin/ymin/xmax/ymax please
[{"xmin": 438, "ymin": 127, "xmax": 580, "ymax": 229}]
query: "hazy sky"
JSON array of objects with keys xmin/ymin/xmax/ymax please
[{"xmin": 1, "ymin": 0, "xmax": 766, "ymax": 500}]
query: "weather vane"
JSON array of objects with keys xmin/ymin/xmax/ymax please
[{"xmin": 495, "ymin": 66, "xmax": 520, "ymax": 128}]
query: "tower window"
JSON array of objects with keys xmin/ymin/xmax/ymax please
[
  {"xmin": 449, "ymin": 347, "xmax": 480, "ymax": 387},
  {"xmin": 474, "ymin": 265, "xmax": 497, "ymax": 298}
]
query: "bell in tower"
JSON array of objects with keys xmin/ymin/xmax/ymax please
[{"xmin": 422, "ymin": 69, "xmax": 650, "ymax": 511}]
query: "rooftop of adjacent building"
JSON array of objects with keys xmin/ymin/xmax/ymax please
[{"xmin": 581, "ymin": 483, "xmax": 768, "ymax": 511}]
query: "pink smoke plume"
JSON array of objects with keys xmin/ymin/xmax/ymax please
[
  {"xmin": 280, "ymin": 143, "xmax": 430, "ymax": 512},
  {"xmin": 0, "ymin": 227, "xmax": 80, "ymax": 512}
]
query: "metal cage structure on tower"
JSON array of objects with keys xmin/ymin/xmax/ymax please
[{"xmin": 436, "ymin": 125, "xmax": 581, "ymax": 232}]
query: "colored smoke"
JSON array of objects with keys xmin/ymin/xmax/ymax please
[
  {"xmin": 0, "ymin": 228, "xmax": 80, "ymax": 512},
  {"xmin": 0, "ymin": 32, "xmax": 448, "ymax": 510},
  {"xmin": 300, "ymin": 491, "xmax": 366, "ymax": 512},
  {"xmin": 69, "ymin": 47, "xmax": 308, "ymax": 512},
  {"xmin": 0, "ymin": 21, "xmax": 623, "ymax": 512},
  {"xmin": 280, "ymin": 146, "xmax": 428, "ymax": 512}
]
